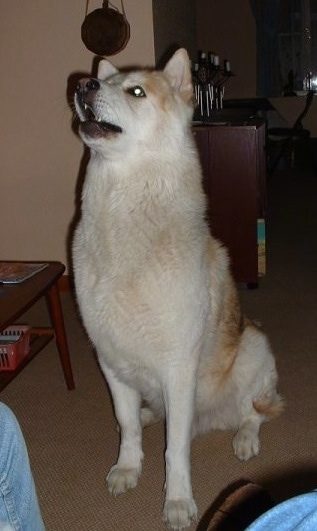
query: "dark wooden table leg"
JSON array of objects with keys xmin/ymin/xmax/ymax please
[{"xmin": 46, "ymin": 282, "xmax": 75, "ymax": 390}]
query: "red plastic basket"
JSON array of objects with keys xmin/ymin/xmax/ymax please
[{"xmin": 0, "ymin": 326, "xmax": 30, "ymax": 371}]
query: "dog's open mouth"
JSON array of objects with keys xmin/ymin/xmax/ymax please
[{"xmin": 76, "ymin": 98, "xmax": 123, "ymax": 136}]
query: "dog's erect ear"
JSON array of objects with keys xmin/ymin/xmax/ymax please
[
  {"xmin": 163, "ymin": 48, "xmax": 193, "ymax": 104},
  {"xmin": 98, "ymin": 60, "xmax": 119, "ymax": 80}
]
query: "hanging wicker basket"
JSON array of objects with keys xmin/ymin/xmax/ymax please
[{"xmin": 81, "ymin": 1, "xmax": 130, "ymax": 56}]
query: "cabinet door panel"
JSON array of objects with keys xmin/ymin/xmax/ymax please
[
  {"xmin": 208, "ymin": 127, "xmax": 258, "ymax": 283},
  {"xmin": 194, "ymin": 124, "xmax": 265, "ymax": 284}
]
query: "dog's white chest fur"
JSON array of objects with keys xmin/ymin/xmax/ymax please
[{"xmin": 73, "ymin": 154, "xmax": 210, "ymax": 392}]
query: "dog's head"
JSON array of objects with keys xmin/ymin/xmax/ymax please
[{"xmin": 74, "ymin": 48, "xmax": 194, "ymax": 156}]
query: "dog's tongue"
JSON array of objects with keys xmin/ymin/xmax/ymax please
[
  {"xmin": 97, "ymin": 121, "xmax": 123, "ymax": 133},
  {"xmin": 81, "ymin": 120, "xmax": 122, "ymax": 137}
]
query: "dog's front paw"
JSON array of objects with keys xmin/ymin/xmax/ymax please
[
  {"xmin": 233, "ymin": 429, "xmax": 260, "ymax": 461},
  {"xmin": 106, "ymin": 465, "xmax": 139, "ymax": 496},
  {"xmin": 163, "ymin": 499, "xmax": 197, "ymax": 530}
]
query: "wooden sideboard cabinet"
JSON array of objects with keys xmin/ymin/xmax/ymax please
[{"xmin": 194, "ymin": 119, "xmax": 267, "ymax": 285}]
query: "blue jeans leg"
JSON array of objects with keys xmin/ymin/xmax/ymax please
[{"xmin": 0, "ymin": 402, "xmax": 45, "ymax": 531}]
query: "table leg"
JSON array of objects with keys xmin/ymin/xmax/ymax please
[{"xmin": 46, "ymin": 282, "xmax": 75, "ymax": 390}]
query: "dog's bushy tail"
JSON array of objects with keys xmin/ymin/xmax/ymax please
[{"xmin": 254, "ymin": 392, "xmax": 285, "ymax": 420}]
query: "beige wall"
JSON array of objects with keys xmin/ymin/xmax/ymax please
[
  {"xmin": 0, "ymin": 0, "xmax": 155, "ymax": 269},
  {"xmin": 195, "ymin": 0, "xmax": 256, "ymax": 98}
]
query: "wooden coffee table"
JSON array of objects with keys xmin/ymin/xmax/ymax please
[{"xmin": 0, "ymin": 261, "xmax": 75, "ymax": 391}]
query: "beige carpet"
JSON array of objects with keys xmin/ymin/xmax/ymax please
[{"xmin": 2, "ymin": 169, "xmax": 317, "ymax": 530}]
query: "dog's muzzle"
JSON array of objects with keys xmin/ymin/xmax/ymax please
[{"xmin": 75, "ymin": 78, "xmax": 123, "ymax": 135}]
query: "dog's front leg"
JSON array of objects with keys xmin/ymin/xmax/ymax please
[
  {"xmin": 162, "ymin": 366, "xmax": 197, "ymax": 530},
  {"xmin": 102, "ymin": 365, "xmax": 144, "ymax": 496}
]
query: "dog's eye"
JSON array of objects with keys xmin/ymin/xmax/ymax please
[{"xmin": 127, "ymin": 86, "xmax": 146, "ymax": 98}]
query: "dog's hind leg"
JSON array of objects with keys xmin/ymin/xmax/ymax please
[
  {"xmin": 101, "ymin": 365, "xmax": 144, "ymax": 496},
  {"xmin": 232, "ymin": 413, "xmax": 262, "ymax": 461},
  {"xmin": 231, "ymin": 323, "xmax": 284, "ymax": 462},
  {"xmin": 140, "ymin": 406, "xmax": 161, "ymax": 428},
  {"xmin": 233, "ymin": 391, "xmax": 284, "ymax": 461}
]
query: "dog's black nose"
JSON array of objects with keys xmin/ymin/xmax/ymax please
[
  {"xmin": 86, "ymin": 79, "xmax": 100, "ymax": 91},
  {"xmin": 76, "ymin": 78, "xmax": 100, "ymax": 93}
]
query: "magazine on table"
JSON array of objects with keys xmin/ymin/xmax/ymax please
[{"xmin": 0, "ymin": 262, "xmax": 49, "ymax": 284}]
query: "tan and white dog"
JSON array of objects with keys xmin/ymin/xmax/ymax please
[{"xmin": 72, "ymin": 49, "xmax": 283, "ymax": 530}]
